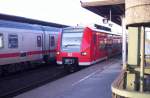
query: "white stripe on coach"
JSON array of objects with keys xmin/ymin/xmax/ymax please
[
  {"xmin": 57, "ymin": 56, "xmax": 107, "ymax": 66},
  {"xmin": 57, "ymin": 61, "xmax": 62, "ymax": 64},
  {"xmin": 79, "ymin": 56, "xmax": 107, "ymax": 66}
]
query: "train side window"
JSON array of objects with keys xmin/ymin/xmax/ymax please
[
  {"xmin": 37, "ymin": 36, "xmax": 42, "ymax": 47},
  {"xmin": 8, "ymin": 34, "xmax": 18, "ymax": 48},
  {"xmin": 99, "ymin": 40, "xmax": 105, "ymax": 49},
  {"xmin": 0, "ymin": 34, "xmax": 4, "ymax": 48},
  {"xmin": 50, "ymin": 36, "xmax": 55, "ymax": 47},
  {"xmin": 93, "ymin": 34, "xmax": 96, "ymax": 44}
]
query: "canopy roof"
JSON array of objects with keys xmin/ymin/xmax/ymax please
[{"xmin": 81, "ymin": 0, "xmax": 125, "ymax": 25}]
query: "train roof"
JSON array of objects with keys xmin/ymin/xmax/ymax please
[
  {"xmin": 63, "ymin": 24, "xmax": 121, "ymax": 36},
  {"xmin": 0, "ymin": 20, "xmax": 41, "ymax": 30},
  {"xmin": 42, "ymin": 26, "xmax": 62, "ymax": 32},
  {"xmin": 63, "ymin": 24, "xmax": 111, "ymax": 31},
  {"xmin": 0, "ymin": 20, "xmax": 63, "ymax": 32},
  {"xmin": 0, "ymin": 13, "xmax": 68, "ymax": 28}
]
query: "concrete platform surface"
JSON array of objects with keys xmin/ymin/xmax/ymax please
[{"xmin": 14, "ymin": 58, "xmax": 121, "ymax": 98}]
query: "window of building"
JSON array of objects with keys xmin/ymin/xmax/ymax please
[
  {"xmin": 8, "ymin": 34, "xmax": 18, "ymax": 48},
  {"xmin": 37, "ymin": 36, "xmax": 42, "ymax": 47},
  {"xmin": 0, "ymin": 34, "xmax": 4, "ymax": 48}
]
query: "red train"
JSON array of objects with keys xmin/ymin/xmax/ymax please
[{"xmin": 56, "ymin": 24, "xmax": 122, "ymax": 71}]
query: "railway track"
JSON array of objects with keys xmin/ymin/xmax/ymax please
[
  {"xmin": 0, "ymin": 55, "xmax": 121, "ymax": 98},
  {"xmin": 0, "ymin": 65, "xmax": 67, "ymax": 98}
]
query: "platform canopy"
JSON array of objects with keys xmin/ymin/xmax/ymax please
[{"xmin": 81, "ymin": 0, "xmax": 125, "ymax": 25}]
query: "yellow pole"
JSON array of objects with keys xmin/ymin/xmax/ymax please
[{"xmin": 140, "ymin": 26, "xmax": 145, "ymax": 92}]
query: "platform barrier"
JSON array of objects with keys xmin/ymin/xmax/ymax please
[{"xmin": 111, "ymin": 70, "xmax": 150, "ymax": 98}]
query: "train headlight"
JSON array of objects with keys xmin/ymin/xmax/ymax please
[
  {"xmin": 81, "ymin": 52, "xmax": 87, "ymax": 56},
  {"xmin": 56, "ymin": 51, "xmax": 60, "ymax": 55}
]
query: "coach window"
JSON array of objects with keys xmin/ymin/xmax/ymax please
[
  {"xmin": 93, "ymin": 34, "xmax": 96, "ymax": 44},
  {"xmin": 0, "ymin": 34, "xmax": 4, "ymax": 48},
  {"xmin": 8, "ymin": 34, "xmax": 18, "ymax": 48},
  {"xmin": 37, "ymin": 36, "xmax": 42, "ymax": 47},
  {"xmin": 99, "ymin": 40, "xmax": 105, "ymax": 49},
  {"xmin": 50, "ymin": 36, "xmax": 55, "ymax": 47}
]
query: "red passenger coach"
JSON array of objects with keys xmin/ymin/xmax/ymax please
[{"xmin": 56, "ymin": 24, "xmax": 122, "ymax": 71}]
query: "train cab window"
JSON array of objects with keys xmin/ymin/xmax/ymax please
[
  {"xmin": 37, "ymin": 36, "xmax": 42, "ymax": 47},
  {"xmin": 8, "ymin": 34, "xmax": 18, "ymax": 48},
  {"xmin": 0, "ymin": 34, "xmax": 4, "ymax": 48},
  {"xmin": 50, "ymin": 36, "xmax": 55, "ymax": 47}
]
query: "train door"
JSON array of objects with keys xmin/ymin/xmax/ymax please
[
  {"xmin": 96, "ymin": 32, "xmax": 101, "ymax": 61},
  {"xmin": 107, "ymin": 34, "xmax": 113, "ymax": 57},
  {"xmin": 49, "ymin": 34, "xmax": 56, "ymax": 59},
  {"xmin": 20, "ymin": 32, "xmax": 43, "ymax": 61},
  {"xmin": 112, "ymin": 35, "xmax": 116, "ymax": 54},
  {"xmin": 98, "ymin": 33, "xmax": 104, "ymax": 58},
  {"xmin": 92, "ymin": 32, "xmax": 97, "ymax": 62},
  {"xmin": 98, "ymin": 33, "xmax": 106, "ymax": 58}
]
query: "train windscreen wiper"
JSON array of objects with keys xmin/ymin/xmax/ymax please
[{"xmin": 64, "ymin": 44, "xmax": 79, "ymax": 47}]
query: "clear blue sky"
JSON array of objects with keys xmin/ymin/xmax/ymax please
[{"xmin": 0, "ymin": 0, "xmax": 121, "ymax": 33}]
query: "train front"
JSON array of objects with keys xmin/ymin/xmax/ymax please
[{"xmin": 56, "ymin": 27, "xmax": 91, "ymax": 71}]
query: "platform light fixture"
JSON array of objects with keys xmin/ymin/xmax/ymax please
[
  {"xmin": 102, "ymin": 9, "xmax": 113, "ymax": 27},
  {"xmin": 102, "ymin": 17, "xmax": 108, "ymax": 24}
]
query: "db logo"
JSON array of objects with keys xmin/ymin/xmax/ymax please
[{"xmin": 68, "ymin": 53, "xmax": 72, "ymax": 57}]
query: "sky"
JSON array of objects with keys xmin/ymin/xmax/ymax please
[{"xmin": 0, "ymin": 0, "xmax": 121, "ymax": 33}]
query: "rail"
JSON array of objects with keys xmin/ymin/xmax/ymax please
[{"xmin": 111, "ymin": 70, "xmax": 150, "ymax": 98}]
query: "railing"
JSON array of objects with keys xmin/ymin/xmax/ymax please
[{"xmin": 111, "ymin": 70, "xmax": 150, "ymax": 98}]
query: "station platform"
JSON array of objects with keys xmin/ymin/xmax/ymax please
[{"xmin": 14, "ymin": 58, "xmax": 121, "ymax": 98}]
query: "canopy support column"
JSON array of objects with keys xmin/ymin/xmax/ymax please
[
  {"xmin": 140, "ymin": 26, "xmax": 145, "ymax": 92},
  {"xmin": 121, "ymin": 16, "xmax": 126, "ymax": 69}
]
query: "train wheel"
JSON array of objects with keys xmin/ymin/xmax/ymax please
[
  {"xmin": 2, "ymin": 65, "xmax": 9, "ymax": 76},
  {"xmin": 26, "ymin": 61, "xmax": 31, "ymax": 70},
  {"xmin": 43, "ymin": 55, "xmax": 49, "ymax": 64},
  {"xmin": 64, "ymin": 65, "xmax": 70, "ymax": 73},
  {"xmin": 64, "ymin": 64, "xmax": 79, "ymax": 73},
  {"xmin": 69, "ymin": 66, "xmax": 76, "ymax": 73},
  {"xmin": 0, "ymin": 66, "xmax": 2, "ymax": 76}
]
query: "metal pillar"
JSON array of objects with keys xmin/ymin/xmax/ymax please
[
  {"xmin": 140, "ymin": 26, "xmax": 145, "ymax": 92},
  {"xmin": 110, "ymin": 9, "xmax": 111, "ymax": 22},
  {"xmin": 121, "ymin": 16, "xmax": 126, "ymax": 69}
]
